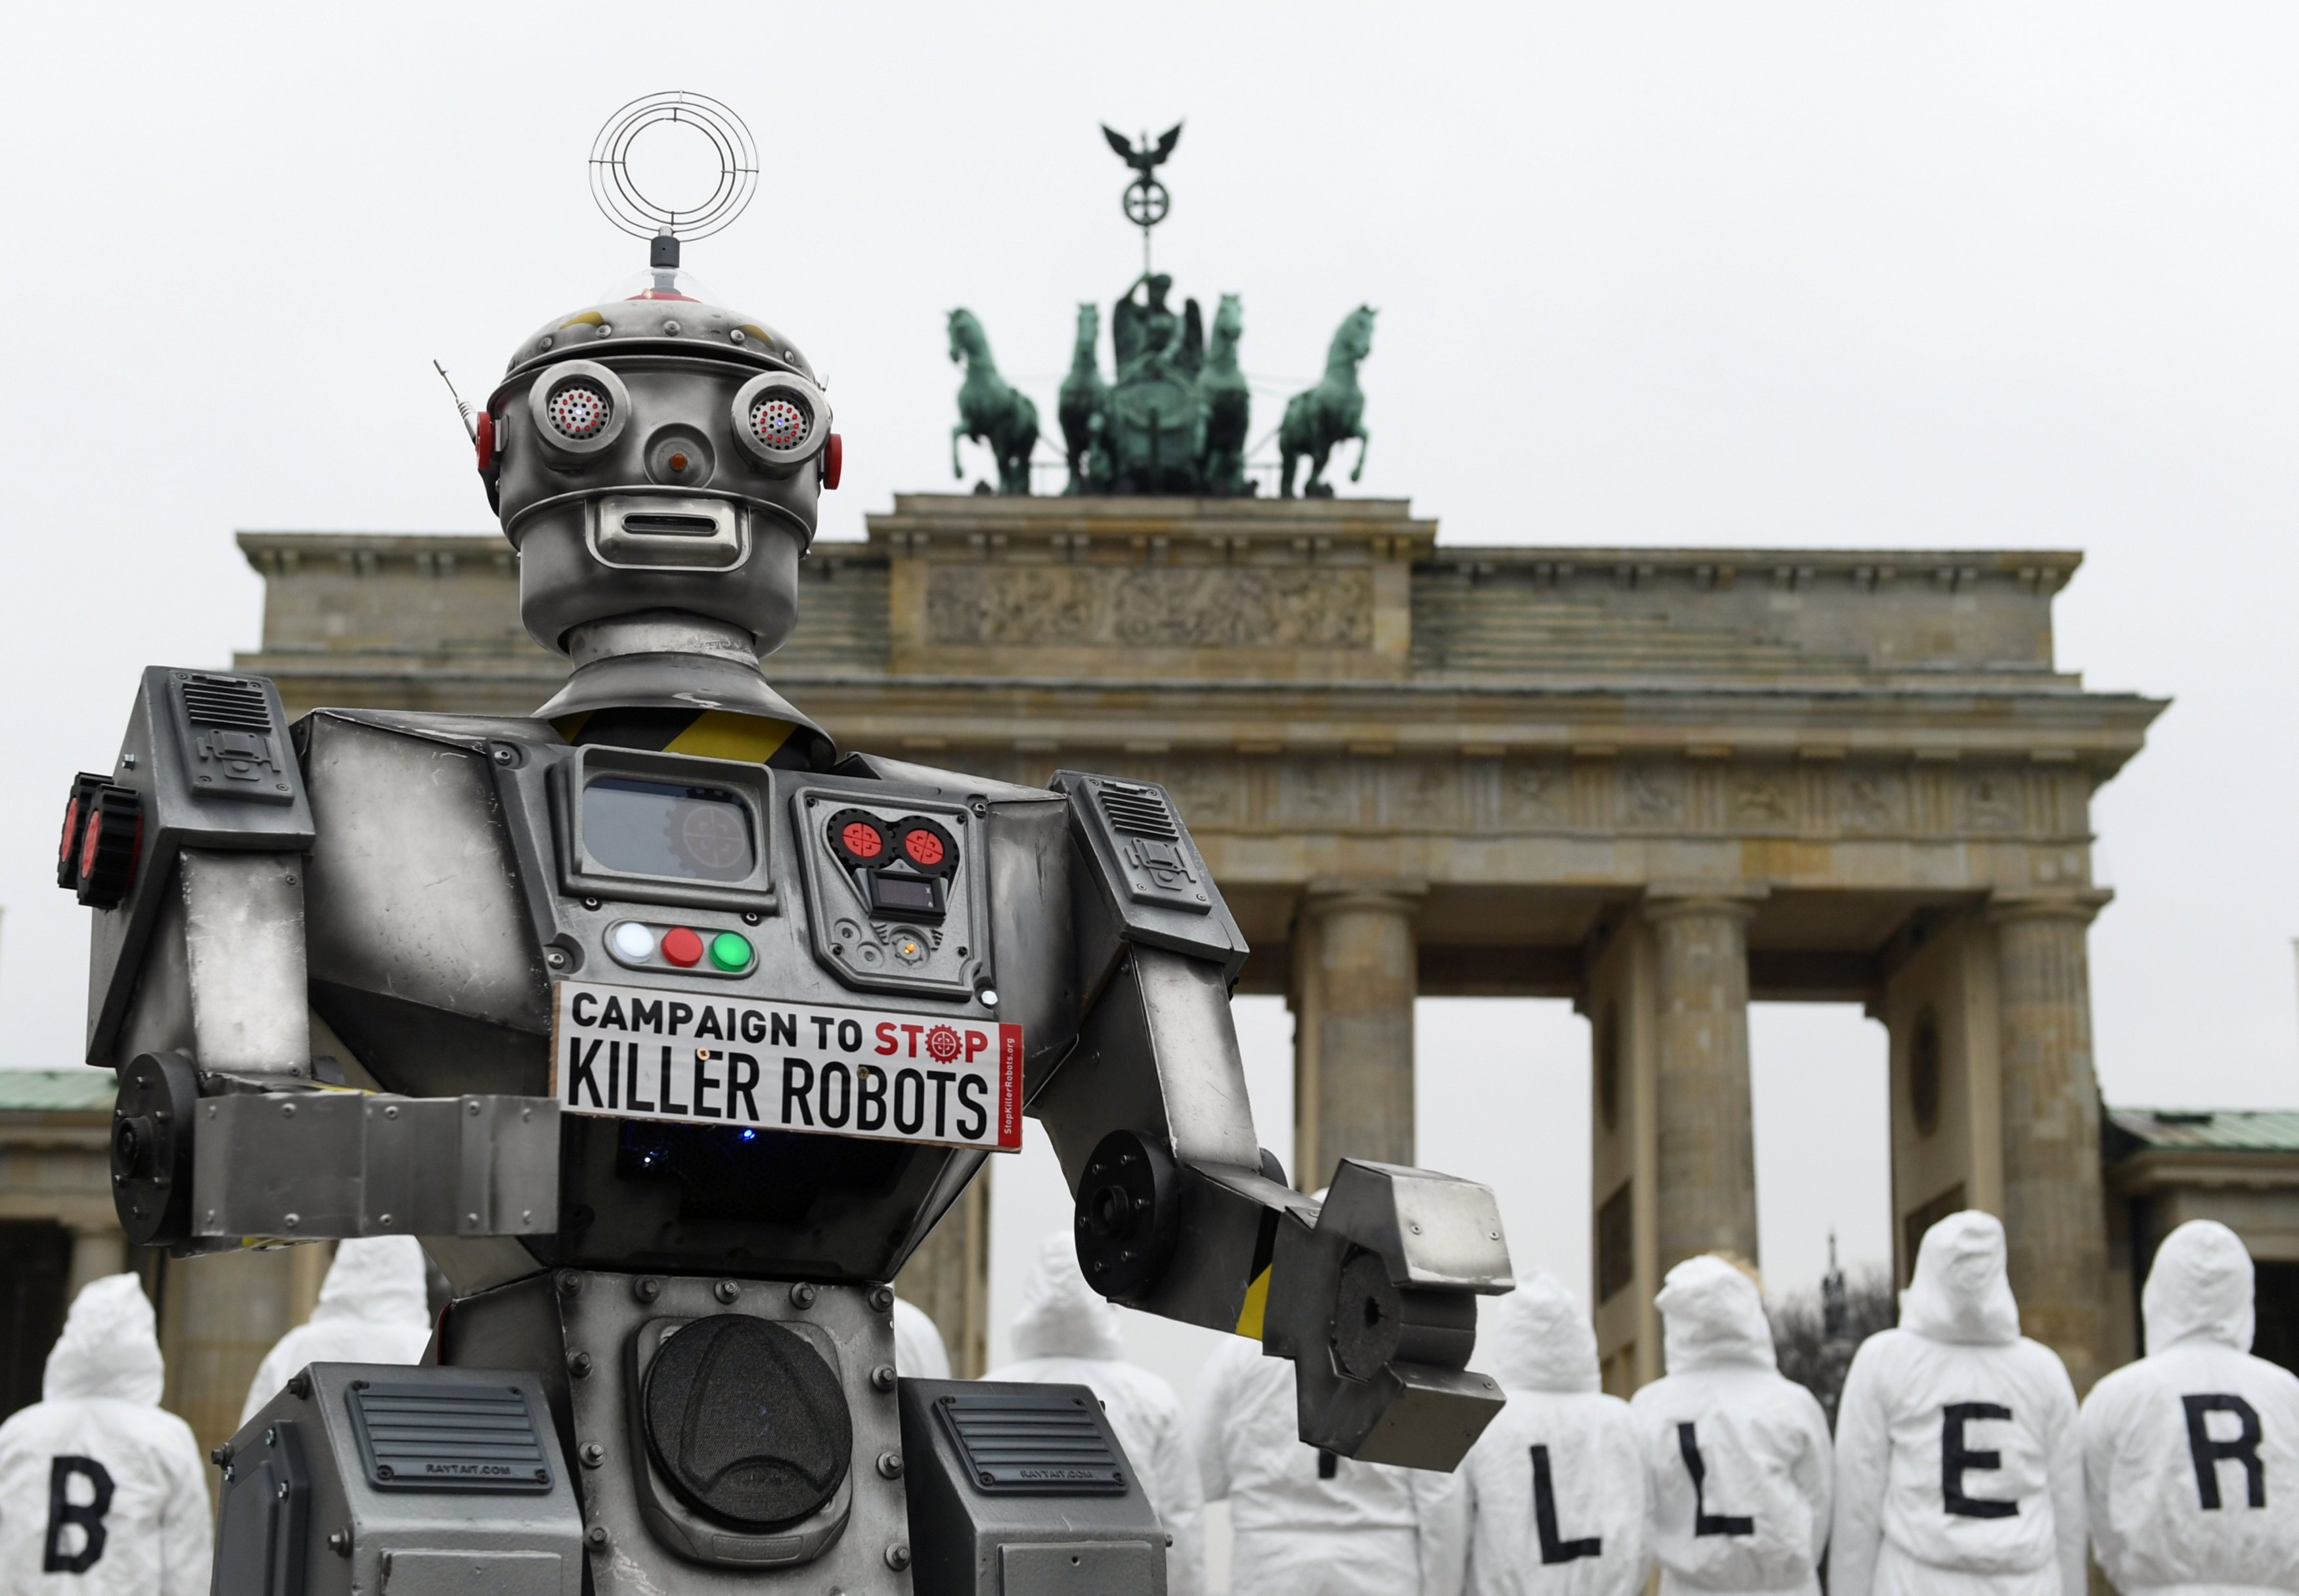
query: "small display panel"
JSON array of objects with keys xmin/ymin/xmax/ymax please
[
  {"xmin": 871, "ymin": 876, "xmax": 938, "ymax": 912},
  {"xmin": 584, "ymin": 778, "xmax": 755, "ymax": 883}
]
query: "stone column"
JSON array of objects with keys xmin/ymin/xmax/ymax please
[
  {"xmin": 1291, "ymin": 886, "xmax": 1421, "ymax": 1190},
  {"xmin": 896, "ymin": 1171, "xmax": 991, "ymax": 1377},
  {"xmin": 158, "ymin": 1247, "xmax": 301, "ymax": 1465},
  {"xmin": 1990, "ymin": 894, "xmax": 2110, "ymax": 1391},
  {"xmin": 64, "ymin": 1224, "xmax": 126, "ymax": 1301},
  {"xmin": 1646, "ymin": 897, "xmax": 1760, "ymax": 1275}
]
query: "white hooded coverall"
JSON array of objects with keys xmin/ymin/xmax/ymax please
[
  {"xmin": 1449, "ymin": 1273, "xmax": 1653, "ymax": 1596},
  {"xmin": 2080, "ymin": 1219, "xmax": 2299, "ymax": 1596},
  {"xmin": 987, "ymin": 1235, "xmax": 1205, "ymax": 1596},
  {"xmin": 893, "ymin": 1296, "xmax": 952, "ymax": 1381},
  {"xmin": 1190, "ymin": 1318, "xmax": 1460, "ymax": 1596},
  {"xmin": 240, "ymin": 1235, "xmax": 434, "ymax": 1425},
  {"xmin": 0, "ymin": 1274, "xmax": 210, "ymax": 1596},
  {"xmin": 1629, "ymin": 1256, "xmax": 1833, "ymax": 1596},
  {"xmin": 1831, "ymin": 1210, "xmax": 2085, "ymax": 1596}
]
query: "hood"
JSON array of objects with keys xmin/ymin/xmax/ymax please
[
  {"xmin": 1659, "ymin": 1255, "xmax": 1778, "ymax": 1373},
  {"xmin": 1900, "ymin": 1210, "xmax": 2021, "ymax": 1345},
  {"xmin": 43, "ymin": 1274, "xmax": 164, "ymax": 1406},
  {"xmin": 1010, "ymin": 1233, "xmax": 1123, "ymax": 1362},
  {"xmin": 1490, "ymin": 1272, "xmax": 1601, "ymax": 1394},
  {"xmin": 2143, "ymin": 1219, "xmax": 2254, "ymax": 1354},
  {"xmin": 310, "ymin": 1237, "xmax": 432, "ymax": 1328}
]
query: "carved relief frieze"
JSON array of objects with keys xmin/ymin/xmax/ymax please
[
  {"xmin": 1384, "ymin": 760, "xmax": 1462, "ymax": 830},
  {"xmin": 926, "ymin": 564, "xmax": 1374, "ymax": 650},
  {"xmin": 1728, "ymin": 766, "xmax": 1796, "ymax": 831},
  {"xmin": 1504, "ymin": 761, "xmax": 1572, "ymax": 828},
  {"xmin": 1959, "ymin": 769, "xmax": 2024, "ymax": 832},
  {"xmin": 1840, "ymin": 767, "xmax": 1908, "ymax": 833},
  {"xmin": 1282, "ymin": 755, "xmax": 1362, "ymax": 828},
  {"xmin": 1163, "ymin": 757, "xmax": 1245, "ymax": 829},
  {"xmin": 1618, "ymin": 762, "xmax": 1687, "ymax": 830}
]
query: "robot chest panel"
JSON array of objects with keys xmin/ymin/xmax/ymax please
[{"xmin": 487, "ymin": 741, "xmax": 1071, "ymax": 1134}]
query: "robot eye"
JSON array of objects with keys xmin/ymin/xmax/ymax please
[
  {"xmin": 749, "ymin": 394, "xmax": 811, "ymax": 451},
  {"xmin": 547, "ymin": 380, "xmax": 613, "ymax": 440}
]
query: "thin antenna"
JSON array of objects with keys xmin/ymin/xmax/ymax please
[{"xmin": 433, "ymin": 360, "xmax": 478, "ymax": 444}]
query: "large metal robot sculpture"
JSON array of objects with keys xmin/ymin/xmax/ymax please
[{"xmin": 60, "ymin": 94, "xmax": 1513, "ymax": 1595}]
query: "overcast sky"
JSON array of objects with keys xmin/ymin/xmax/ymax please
[{"xmin": 3, "ymin": 3, "xmax": 2295, "ymax": 1408}]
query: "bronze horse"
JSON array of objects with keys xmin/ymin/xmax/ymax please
[
  {"xmin": 1279, "ymin": 305, "xmax": 1375, "ymax": 498},
  {"xmin": 949, "ymin": 308, "xmax": 1038, "ymax": 495}
]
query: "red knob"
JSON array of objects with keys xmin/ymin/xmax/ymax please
[{"xmin": 823, "ymin": 432, "xmax": 843, "ymax": 491}]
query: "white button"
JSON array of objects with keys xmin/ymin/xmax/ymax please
[{"xmin": 609, "ymin": 921, "xmax": 658, "ymax": 963}]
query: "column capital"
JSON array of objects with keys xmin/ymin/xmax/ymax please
[
  {"xmin": 1300, "ymin": 879, "xmax": 1428, "ymax": 920},
  {"xmin": 1986, "ymin": 888, "xmax": 2112, "ymax": 927},
  {"xmin": 1642, "ymin": 886, "xmax": 1764, "ymax": 925}
]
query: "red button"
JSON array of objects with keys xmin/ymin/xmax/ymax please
[{"xmin": 661, "ymin": 927, "xmax": 704, "ymax": 967}]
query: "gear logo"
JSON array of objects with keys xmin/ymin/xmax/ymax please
[{"xmin": 925, "ymin": 1024, "xmax": 962, "ymax": 1063}]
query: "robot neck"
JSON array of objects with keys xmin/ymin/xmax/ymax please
[{"xmin": 532, "ymin": 609, "xmax": 830, "ymax": 766}]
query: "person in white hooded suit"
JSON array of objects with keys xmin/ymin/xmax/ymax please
[
  {"xmin": 986, "ymin": 1235, "xmax": 1205, "ymax": 1596},
  {"xmin": 0, "ymin": 1274, "xmax": 209, "ymax": 1596},
  {"xmin": 1449, "ymin": 1272, "xmax": 1652, "ymax": 1596},
  {"xmin": 1630, "ymin": 1256, "xmax": 1834, "ymax": 1596},
  {"xmin": 1831, "ymin": 1210, "xmax": 2084, "ymax": 1596},
  {"xmin": 240, "ymin": 1235, "xmax": 435, "ymax": 1425},
  {"xmin": 2080, "ymin": 1219, "xmax": 2299, "ymax": 1595}
]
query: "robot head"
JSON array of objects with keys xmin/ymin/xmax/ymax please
[
  {"xmin": 481, "ymin": 280, "xmax": 836, "ymax": 659},
  {"xmin": 476, "ymin": 93, "xmax": 838, "ymax": 664}
]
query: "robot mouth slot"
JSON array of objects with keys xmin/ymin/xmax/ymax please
[
  {"xmin": 621, "ymin": 513, "xmax": 721, "ymax": 537},
  {"xmin": 590, "ymin": 495, "xmax": 749, "ymax": 571}
]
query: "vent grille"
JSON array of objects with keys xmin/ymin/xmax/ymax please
[
  {"xmin": 179, "ymin": 676, "xmax": 271, "ymax": 732},
  {"xmin": 348, "ymin": 1381, "xmax": 552, "ymax": 1493},
  {"xmin": 1097, "ymin": 785, "xmax": 1178, "ymax": 841},
  {"xmin": 934, "ymin": 1391, "xmax": 1127, "ymax": 1496}
]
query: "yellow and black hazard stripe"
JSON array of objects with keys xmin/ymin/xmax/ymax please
[{"xmin": 554, "ymin": 707, "xmax": 832, "ymax": 771}]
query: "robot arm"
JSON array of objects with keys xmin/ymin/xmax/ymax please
[
  {"xmin": 1033, "ymin": 772, "xmax": 1513, "ymax": 1470},
  {"xmin": 73, "ymin": 669, "xmax": 557, "ymax": 1253}
]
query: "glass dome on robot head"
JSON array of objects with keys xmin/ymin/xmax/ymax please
[{"xmin": 481, "ymin": 275, "xmax": 832, "ymax": 659}]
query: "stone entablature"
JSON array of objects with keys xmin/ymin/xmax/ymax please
[{"xmin": 235, "ymin": 496, "xmax": 2164, "ymax": 1392}]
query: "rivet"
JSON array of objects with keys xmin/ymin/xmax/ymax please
[
  {"xmin": 730, "ymin": 328, "xmax": 746, "ymax": 343},
  {"xmin": 885, "ymin": 1545, "xmax": 912, "ymax": 1571},
  {"xmin": 580, "ymin": 1442, "xmax": 605, "ymax": 1468},
  {"xmin": 871, "ymin": 1364, "xmax": 897, "ymax": 1392},
  {"xmin": 539, "ymin": 335, "xmax": 554, "ymax": 350},
  {"xmin": 585, "ymin": 1524, "xmax": 609, "ymax": 1551},
  {"xmin": 467, "ymin": 1100, "xmax": 481, "ymax": 1115},
  {"xmin": 663, "ymin": 319, "xmax": 682, "ymax": 336},
  {"xmin": 466, "ymin": 1212, "xmax": 479, "ymax": 1225},
  {"xmin": 876, "ymin": 1450, "xmax": 903, "ymax": 1479},
  {"xmin": 867, "ymin": 1285, "xmax": 895, "ymax": 1313},
  {"xmin": 383, "ymin": 1105, "xmax": 399, "ymax": 1120},
  {"xmin": 275, "ymin": 1480, "xmax": 289, "ymax": 1500},
  {"xmin": 547, "ymin": 950, "xmax": 567, "ymax": 968},
  {"xmin": 558, "ymin": 1272, "xmax": 583, "ymax": 1298},
  {"xmin": 715, "ymin": 1279, "xmax": 741, "ymax": 1304},
  {"xmin": 568, "ymin": 1352, "xmax": 593, "ymax": 1379},
  {"xmin": 1410, "ymin": 1223, "xmax": 1422, "ymax": 1235},
  {"xmin": 378, "ymin": 1213, "xmax": 393, "ymax": 1227},
  {"xmin": 281, "ymin": 1103, "xmax": 295, "ymax": 1119},
  {"xmin": 264, "ymin": 1427, "xmax": 277, "ymax": 1447},
  {"xmin": 582, "ymin": 897, "xmax": 601, "ymax": 911},
  {"xmin": 635, "ymin": 1277, "xmax": 662, "ymax": 1303},
  {"xmin": 283, "ymin": 1213, "xmax": 299, "ymax": 1229},
  {"xmin": 789, "ymin": 1282, "xmax": 816, "ymax": 1309}
]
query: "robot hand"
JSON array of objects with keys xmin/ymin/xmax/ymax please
[{"xmin": 1260, "ymin": 1159, "xmax": 1513, "ymax": 1470}]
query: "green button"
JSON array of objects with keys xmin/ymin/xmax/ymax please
[{"xmin": 708, "ymin": 931, "xmax": 753, "ymax": 972}]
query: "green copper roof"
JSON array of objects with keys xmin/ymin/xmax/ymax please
[
  {"xmin": 0, "ymin": 1069, "xmax": 116, "ymax": 1114},
  {"xmin": 2107, "ymin": 1107, "xmax": 2299, "ymax": 1155}
]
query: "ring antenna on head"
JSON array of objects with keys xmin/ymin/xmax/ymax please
[{"xmin": 589, "ymin": 91, "xmax": 758, "ymax": 285}]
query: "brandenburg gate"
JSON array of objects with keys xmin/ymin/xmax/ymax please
[{"xmin": 236, "ymin": 493, "xmax": 2160, "ymax": 1391}]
